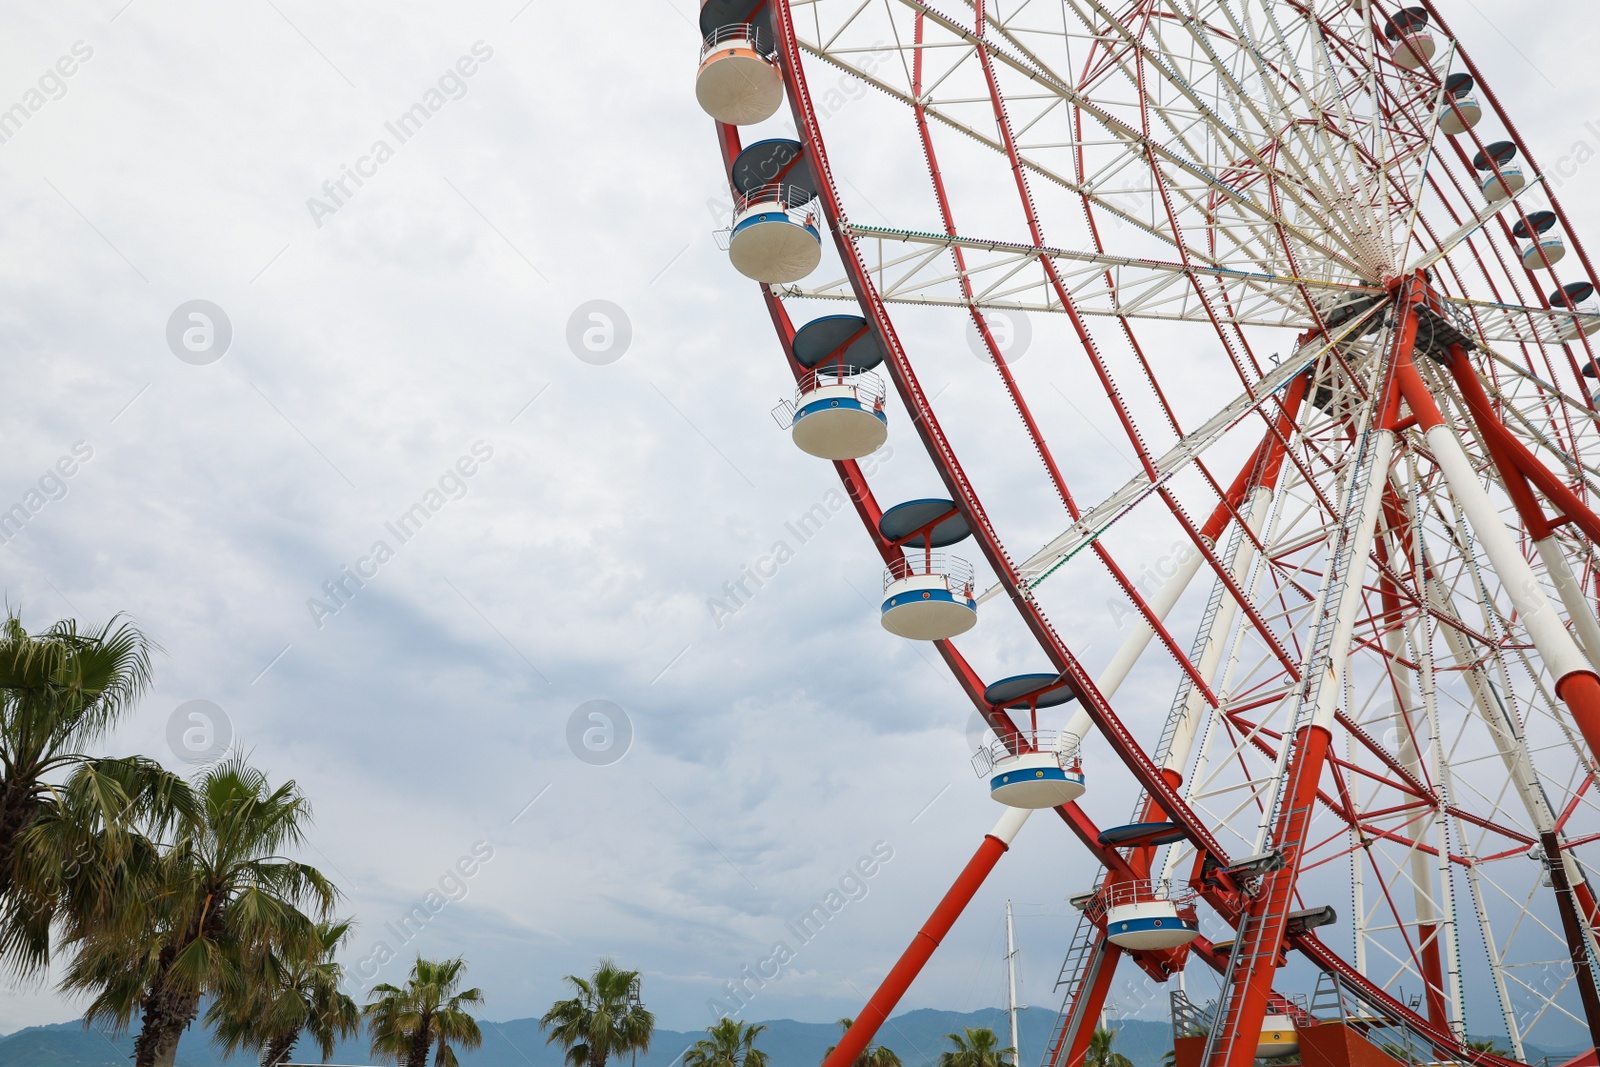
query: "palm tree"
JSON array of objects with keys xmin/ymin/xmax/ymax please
[
  {"xmin": 1085, "ymin": 1028, "xmax": 1133, "ymax": 1067},
  {"xmin": 208, "ymin": 919, "xmax": 361, "ymax": 1067},
  {"xmin": 824, "ymin": 1018, "xmax": 900, "ymax": 1067},
  {"xmin": 365, "ymin": 956, "xmax": 485, "ymax": 1067},
  {"xmin": 938, "ymin": 1028, "xmax": 1015, "ymax": 1067},
  {"xmin": 0, "ymin": 612, "xmax": 179, "ymax": 977},
  {"xmin": 540, "ymin": 959, "xmax": 655, "ymax": 1067},
  {"xmin": 685, "ymin": 1019, "xmax": 767, "ymax": 1067},
  {"xmin": 59, "ymin": 758, "xmax": 338, "ymax": 1067},
  {"xmin": 1465, "ymin": 1039, "xmax": 1509, "ymax": 1058}
]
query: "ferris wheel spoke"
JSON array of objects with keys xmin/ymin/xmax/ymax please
[
  {"xmin": 1051, "ymin": 0, "xmax": 1385, "ymax": 280},
  {"xmin": 795, "ymin": 222, "xmax": 1373, "ymax": 324},
  {"xmin": 973, "ymin": 328, "xmax": 1373, "ymax": 605},
  {"xmin": 902, "ymin": 0, "xmax": 1377, "ymax": 280}
]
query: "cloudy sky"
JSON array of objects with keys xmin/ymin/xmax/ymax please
[{"xmin": 2, "ymin": 0, "xmax": 1598, "ymax": 1045}]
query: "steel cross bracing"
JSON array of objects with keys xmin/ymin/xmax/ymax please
[
  {"xmin": 741, "ymin": 0, "xmax": 1600, "ymax": 1059},
  {"xmin": 787, "ymin": 0, "xmax": 1600, "ymax": 343}
]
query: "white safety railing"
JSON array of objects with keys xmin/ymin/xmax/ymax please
[
  {"xmin": 714, "ymin": 185, "xmax": 820, "ymax": 250},
  {"xmin": 972, "ymin": 729, "xmax": 1081, "ymax": 777},
  {"xmin": 770, "ymin": 368, "xmax": 886, "ymax": 428},
  {"xmin": 883, "ymin": 552, "xmax": 974, "ymax": 593},
  {"xmin": 699, "ymin": 22, "xmax": 772, "ymax": 61}
]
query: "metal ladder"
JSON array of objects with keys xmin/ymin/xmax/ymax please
[{"xmin": 1039, "ymin": 899, "xmax": 1106, "ymax": 1067}]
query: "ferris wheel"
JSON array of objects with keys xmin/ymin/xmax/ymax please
[{"xmin": 695, "ymin": 2, "xmax": 1600, "ymax": 1066}]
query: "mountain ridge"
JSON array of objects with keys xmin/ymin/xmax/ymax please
[{"xmin": 0, "ymin": 1007, "xmax": 1169, "ymax": 1067}]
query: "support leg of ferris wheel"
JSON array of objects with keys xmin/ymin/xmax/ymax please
[
  {"xmin": 1199, "ymin": 283, "xmax": 1407, "ymax": 1067},
  {"xmin": 1411, "ymin": 339, "xmax": 1600, "ymax": 1047},
  {"xmin": 1046, "ymin": 392, "xmax": 1309, "ymax": 1067},
  {"xmin": 1402, "ymin": 343, "xmax": 1600, "ymax": 780},
  {"xmin": 1390, "ymin": 471, "xmax": 1467, "ymax": 1038},
  {"xmin": 819, "ymin": 407, "xmax": 1309, "ymax": 1067}
]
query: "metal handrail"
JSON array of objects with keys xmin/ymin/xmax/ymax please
[
  {"xmin": 772, "ymin": 369, "xmax": 886, "ymax": 428},
  {"xmin": 1095, "ymin": 880, "xmax": 1198, "ymax": 911},
  {"xmin": 971, "ymin": 731, "xmax": 1081, "ymax": 777},
  {"xmin": 883, "ymin": 552, "xmax": 974, "ymax": 591},
  {"xmin": 735, "ymin": 183, "xmax": 818, "ymax": 214},
  {"xmin": 797, "ymin": 367, "xmax": 885, "ymax": 403},
  {"xmin": 699, "ymin": 22, "xmax": 772, "ymax": 59}
]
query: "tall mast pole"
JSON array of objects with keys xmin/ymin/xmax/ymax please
[{"xmin": 1007, "ymin": 900, "xmax": 1021, "ymax": 1063}]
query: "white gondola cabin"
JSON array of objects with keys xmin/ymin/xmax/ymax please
[
  {"xmin": 1554, "ymin": 282, "xmax": 1600, "ymax": 341},
  {"xmin": 1439, "ymin": 73, "xmax": 1482, "ymax": 135},
  {"xmin": 695, "ymin": 0, "xmax": 782, "ymax": 125},
  {"xmin": 721, "ymin": 139, "xmax": 822, "ymax": 283},
  {"xmin": 1514, "ymin": 211, "xmax": 1565, "ymax": 270},
  {"xmin": 1385, "ymin": 7, "xmax": 1434, "ymax": 70},
  {"xmin": 1474, "ymin": 141, "xmax": 1525, "ymax": 201},
  {"xmin": 696, "ymin": 26, "xmax": 782, "ymax": 125},
  {"xmin": 973, "ymin": 731, "xmax": 1084, "ymax": 808},
  {"xmin": 878, "ymin": 498, "xmax": 976, "ymax": 640},
  {"xmin": 881, "ymin": 553, "xmax": 976, "ymax": 639},
  {"xmin": 1257, "ymin": 1016, "xmax": 1298, "ymax": 1059},
  {"xmin": 774, "ymin": 315, "xmax": 891, "ymax": 460},
  {"xmin": 973, "ymin": 675, "xmax": 1084, "ymax": 806},
  {"xmin": 1102, "ymin": 886, "xmax": 1200, "ymax": 951},
  {"xmin": 776, "ymin": 368, "xmax": 887, "ymax": 460}
]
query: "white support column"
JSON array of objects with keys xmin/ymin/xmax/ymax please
[
  {"xmin": 1253, "ymin": 429, "xmax": 1394, "ymax": 851},
  {"xmin": 1536, "ymin": 535, "xmax": 1600, "ymax": 671},
  {"xmin": 1308, "ymin": 430, "xmax": 1395, "ymax": 735},
  {"xmin": 1426, "ymin": 423, "xmax": 1594, "ymax": 686}
]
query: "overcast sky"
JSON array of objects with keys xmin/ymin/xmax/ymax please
[{"xmin": 1, "ymin": 0, "xmax": 1598, "ymax": 1046}]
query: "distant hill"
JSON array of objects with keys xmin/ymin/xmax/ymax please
[{"xmin": 0, "ymin": 1007, "xmax": 1170, "ymax": 1067}]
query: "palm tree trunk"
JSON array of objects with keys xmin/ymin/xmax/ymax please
[
  {"xmin": 263, "ymin": 1034, "xmax": 298, "ymax": 1067},
  {"xmin": 0, "ymin": 783, "xmax": 40, "ymax": 897},
  {"xmin": 409, "ymin": 1024, "xmax": 433, "ymax": 1067},
  {"xmin": 132, "ymin": 973, "xmax": 201, "ymax": 1067}
]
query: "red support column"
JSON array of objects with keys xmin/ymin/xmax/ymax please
[
  {"xmin": 1208, "ymin": 724, "xmax": 1334, "ymax": 1067},
  {"xmin": 821, "ymin": 809, "xmax": 1030, "ymax": 1067},
  {"xmin": 1060, "ymin": 936, "xmax": 1122, "ymax": 1067}
]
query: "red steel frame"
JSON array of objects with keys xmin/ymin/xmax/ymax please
[{"xmin": 708, "ymin": 0, "xmax": 1600, "ymax": 1063}]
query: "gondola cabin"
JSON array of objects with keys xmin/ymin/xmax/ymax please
[
  {"xmin": 1385, "ymin": 7, "xmax": 1434, "ymax": 69},
  {"xmin": 1105, "ymin": 897, "xmax": 1201, "ymax": 951},
  {"xmin": 1439, "ymin": 73, "xmax": 1482, "ymax": 135},
  {"xmin": 878, "ymin": 499, "xmax": 977, "ymax": 640},
  {"xmin": 1257, "ymin": 1017, "xmax": 1298, "ymax": 1059},
  {"xmin": 723, "ymin": 139, "xmax": 822, "ymax": 283},
  {"xmin": 1513, "ymin": 211, "xmax": 1565, "ymax": 270},
  {"xmin": 696, "ymin": 28, "xmax": 782, "ymax": 125},
  {"xmin": 776, "ymin": 316, "xmax": 890, "ymax": 460},
  {"xmin": 695, "ymin": 0, "xmax": 783, "ymax": 125},
  {"xmin": 1474, "ymin": 141, "xmax": 1525, "ymax": 201},
  {"xmin": 986, "ymin": 749, "xmax": 1085, "ymax": 808}
]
